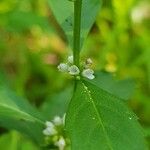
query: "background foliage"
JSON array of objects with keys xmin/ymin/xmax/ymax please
[{"xmin": 0, "ymin": 0, "xmax": 149, "ymax": 149}]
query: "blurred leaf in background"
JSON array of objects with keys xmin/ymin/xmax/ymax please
[{"xmin": 0, "ymin": 131, "xmax": 39, "ymax": 150}]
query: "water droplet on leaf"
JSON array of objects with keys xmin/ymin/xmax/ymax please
[{"xmin": 129, "ymin": 117, "xmax": 132, "ymax": 120}]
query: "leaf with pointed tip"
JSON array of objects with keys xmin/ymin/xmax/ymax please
[
  {"xmin": 66, "ymin": 81, "xmax": 148, "ymax": 150},
  {"xmin": 0, "ymin": 86, "xmax": 45, "ymax": 144},
  {"xmin": 48, "ymin": 0, "xmax": 102, "ymax": 49}
]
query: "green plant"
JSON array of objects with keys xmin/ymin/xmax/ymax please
[{"xmin": 0, "ymin": 0, "xmax": 149, "ymax": 150}]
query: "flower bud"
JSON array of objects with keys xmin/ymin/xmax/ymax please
[
  {"xmin": 55, "ymin": 136, "xmax": 66, "ymax": 150},
  {"xmin": 53, "ymin": 116, "xmax": 63, "ymax": 126},
  {"xmin": 57, "ymin": 63, "xmax": 69, "ymax": 72},
  {"xmin": 68, "ymin": 55, "xmax": 74, "ymax": 64}
]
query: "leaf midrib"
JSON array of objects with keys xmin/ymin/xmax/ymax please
[
  {"xmin": 82, "ymin": 82, "xmax": 114, "ymax": 150},
  {"xmin": 0, "ymin": 103, "xmax": 44, "ymax": 125}
]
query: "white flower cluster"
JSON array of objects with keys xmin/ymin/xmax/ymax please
[
  {"xmin": 43, "ymin": 115, "xmax": 66, "ymax": 150},
  {"xmin": 57, "ymin": 56, "xmax": 95, "ymax": 80}
]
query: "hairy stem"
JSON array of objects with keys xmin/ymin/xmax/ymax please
[{"xmin": 73, "ymin": 0, "xmax": 82, "ymax": 67}]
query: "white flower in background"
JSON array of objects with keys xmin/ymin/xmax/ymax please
[
  {"xmin": 82, "ymin": 69, "xmax": 95, "ymax": 80},
  {"xmin": 68, "ymin": 65, "xmax": 80, "ymax": 75},
  {"xmin": 43, "ymin": 126, "xmax": 57, "ymax": 136},
  {"xmin": 53, "ymin": 116, "xmax": 63, "ymax": 126},
  {"xmin": 68, "ymin": 55, "xmax": 74, "ymax": 64},
  {"xmin": 43, "ymin": 121, "xmax": 57, "ymax": 136},
  {"xmin": 45, "ymin": 121, "xmax": 54, "ymax": 127},
  {"xmin": 55, "ymin": 136, "xmax": 66, "ymax": 150},
  {"xmin": 131, "ymin": 2, "xmax": 150, "ymax": 23},
  {"xmin": 43, "ymin": 128, "xmax": 51, "ymax": 136},
  {"xmin": 43, "ymin": 115, "xmax": 67, "ymax": 148},
  {"xmin": 57, "ymin": 63, "xmax": 69, "ymax": 72}
]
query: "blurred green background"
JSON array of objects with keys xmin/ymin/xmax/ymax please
[{"xmin": 0, "ymin": 0, "xmax": 149, "ymax": 149}]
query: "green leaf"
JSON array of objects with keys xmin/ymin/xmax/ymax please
[
  {"xmin": 86, "ymin": 71, "xmax": 135, "ymax": 100},
  {"xmin": 0, "ymin": 86, "xmax": 45, "ymax": 144},
  {"xmin": 66, "ymin": 81, "xmax": 148, "ymax": 150},
  {"xmin": 48, "ymin": 0, "xmax": 102, "ymax": 48},
  {"xmin": 41, "ymin": 86, "xmax": 73, "ymax": 119}
]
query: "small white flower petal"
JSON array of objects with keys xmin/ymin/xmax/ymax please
[
  {"xmin": 82, "ymin": 69, "xmax": 95, "ymax": 80},
  {"xmin": 43, "ymin": 121, "xmax": 58, "ymax": 136},
  {"xmin": 45, "ymin": 121, "xmax": 54, "ymax": 128},
  {"xmin": 57, "ymin": 63, "xmax": 69, "ymax": 72},
  {"xmin": 43, "ymin": 126, "xmax": 57, "ymax": 136},
  {"xmin": 55, "ymin": 137, "xmax": 66, "ymax": 150},
  {"xmin": 43, "ymin": 128, "xmax": 50, "ymax": 136},
  {"xmin": 86, "ymin": 74, "xmax": 95, "ymax": 80},
  {"xmin": 48, "ymin": 127, "xmax": 57, "ymax": 135},
  {"xmin": 68, "ymin": 65, "xmax": 80, "ymax": 75},
  {"xmin": 68, "ymin": 55, "xmax": 74, "ymax": 64},
  {"xmin": 53, "ymin": 116, "xmax": 63, "ymax": 126}
]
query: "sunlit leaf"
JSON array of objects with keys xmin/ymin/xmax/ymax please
[{"xmin": 66, "ymin": 81, "xmax": 148, "ymax": 150}]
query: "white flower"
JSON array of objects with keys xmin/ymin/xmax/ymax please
[
  {"xmin": 43, "ymin": 126, "xmax": 57, "ymax": 136},
  {"xmin": 68, "ymin": 55, "xmax": 74, "ymax": 64},
  {"xmin": 43, "ymin": 128, "xmax": 51, "ymax": 136},
  {"xmin": 55, "ymin": 137, "xmax": 66, "ymax": 150},
  {"xmin": 57, "ymin": 63, "xmax": 69, "ymax": 72},
  {"xmin": 68, "ymin": 65, "xmax": 80, "ymax": 75},
  {"xmin": 53, "ymin": 116, "xmax": 63, "ymax": 126},
  {"xmin": 43, "ymin": 121, "xmax": 57, "ymax": 136},
  {"xmin": 82, "ymin": 69, "xmax": 95, "ymax": 80},
  {"xmin": 45, "ymin": 121, "xmax": 54, "ymax": 127}
]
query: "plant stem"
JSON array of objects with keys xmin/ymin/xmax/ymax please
[
  {"xmin": 73, "ymin": 0, "xmax": 82, "ymax": 91},
  {"xmin": 73, "ymin": 0, "xmax": 82, "ymax": 67}
]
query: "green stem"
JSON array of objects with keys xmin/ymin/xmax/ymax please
[
  {"xmin": 73, "ymin": 0, "xmax": 82, "ymax": 91},
  {"xmin": 73, "ymin": 0, "xmax": 82, "ymax": 67}
]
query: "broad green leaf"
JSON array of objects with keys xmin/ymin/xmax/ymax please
[
  {"xmin": 86, "ymin": 71, "xmax": 135, "ymax": 100},
  {"xmin": 41, "ymin": 86, "xmax": 73, "ymax": 119},
  {"xmin": 48, "ymin": 0, "xmax": 102, "ymax": 48},
  {"xmin": 66, "ymin": 81, "xmax": 148, "ymax": 150},
  {"xmin": 0, "ymin": 86, "xmax": 45, "ymax": 144}
]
